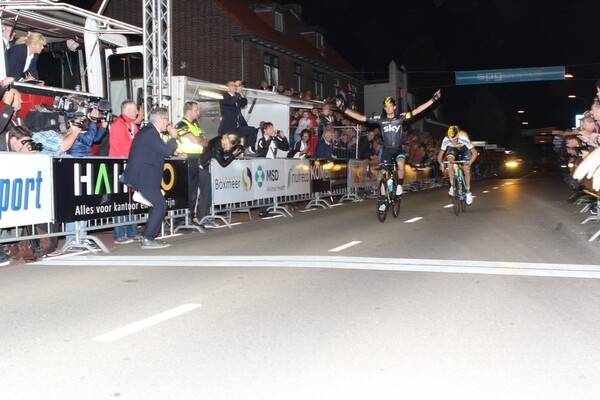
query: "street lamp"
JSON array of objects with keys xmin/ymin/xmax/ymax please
[{"xmin": 568, "ymin": 95, "xmax": 588, "ymax": 112}]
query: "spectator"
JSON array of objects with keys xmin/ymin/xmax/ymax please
[
  {"xmin": 294, "ymin": 109, "xmax": 314, "ymax": 146},
  {"xmin": 108, "ymin": 99, "xmax": 138, "ymax": 157},
  {"xmin": 198, "ymin": 133, "xmax": 244, "ymax": 226},
  {"xmin": 256, "ymin": 121, "xmax": 289, "ymax": 158},
  {"xmin": 120, "ymin": 107, "xmax": 179, "ymax": 249},
  {"xmin": 171, "ymin": 101, "xmax": 207, "ymax": 224},
  {"xmin": 289, "ymin": 128, "xmax": 312, "ymax": 159},
  {"xmin": 313, "ymin": 128, "xmax": 335, "ymax": 160},
  {"xmin": 2, "ymin": 23, "xmax": 15, "ymax": 50},
  {"xmin": 218, "ymin": 79, "xmax": 258, "ymax": 152},
  {"xmin": 259, "ymin": 79, "xmax": 271, "ymax": 91},
  {"xmin": 107, "ymin": 99, "xmax": 140, "ymax": 244},
  {"xmin": 318, "ymin": 104, "xmax": 334, "ymax": 137},
  {"xmin": 6, "ymin": 32, "xmax": 46, "ymax": 82},
  {"xmin": 358, "ymin": 128, "xmax": 377, "ymax": 160}
]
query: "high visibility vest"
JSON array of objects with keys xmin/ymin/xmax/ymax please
[{"xmin": 164, "ymin": 118, "xmax": 205, "ymax": 154}]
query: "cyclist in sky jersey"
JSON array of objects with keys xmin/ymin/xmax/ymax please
[
  {"xmin": 437, "ymin": 125, "xmax": 479, "ymax": 205},
  {"xmin": 336, "ymin": 89, "xmax": 441, "ymax": 199}
]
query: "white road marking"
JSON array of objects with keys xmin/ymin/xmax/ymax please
[
  {"xmin": 92, "ymin": 303, "xmax": 201, "ymax": 342},
  {"xmin": 40, "ymin": 255, "xmax": 600, "ymax": 279},
  {"xmin": 329, "ymin": 241, "xmax": 361, "ymax": 252},
  {"xmin": 444, "ymin": 204, "xmax": 453, "ymax": 208},
  {"xmin": 404, "ymin": 217, "xmax": 422, "ymax": 223},
  {"xmin": 482, "ymin": 190, "xmax": 490, "ymax": 193}
]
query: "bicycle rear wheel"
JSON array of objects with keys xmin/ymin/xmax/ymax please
[{"xmin": 377, "ymin": 178, "xmax": 388, "ymax": 223}]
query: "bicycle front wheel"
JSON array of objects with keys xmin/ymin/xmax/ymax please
[
  {"xmin": 392, "ymin": 183, "xmax": 401, "ymax": 218},
  {"xmin": 453, "ymin": 176, "xmax": 461, "ymax": 216},
  {"xmin": 377, "ymin": 178, "xmax": 388, "ymax": 223}
]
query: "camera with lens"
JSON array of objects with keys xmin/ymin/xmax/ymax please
[
  {"xmin": 51, "ymin": 95, "xmax": 112, "ymax": 123},
  {"xmin": 21, "ymin": 139, "xmax": 43, "ymax": 152},
  {"xmin": 232, "ymin": 143, "xmax": 245, "ymax": 153}
]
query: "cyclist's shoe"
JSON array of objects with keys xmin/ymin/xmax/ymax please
[
  {"xmin": 466, "ymin": 191, "xmax": 473, "ymax": 205},
  {"xmin": 396, "ymin": 185, "xmax": 403, "ymax": 196},
  {"xmin": 448, "ymin": 186, "xmax": 454, "ymax": 197},
  {"xmin": 378, "ymin": 203, "xmax": 386, "ymax": 212}
]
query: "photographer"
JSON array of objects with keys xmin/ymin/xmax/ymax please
[
  {"xmin": 255, "ymin": 122, "xmax": 289, "ymax": 158},
  {"xmin": 0, "ymin": 84, "xmax": 21, "ymax": 134},
  {"xmin": 0, "ymin": 125, "xmax": 37, "ymax": 152},
  {"xmin": 67, "ymin": 107, "xmax": 108, "ymax": 157},
  {"xmin": 196, "ymin": 133, "xmax": 243, "ymax": 227},
  {"xmin": 31, "ymin": 123, "xmax": 82, "ymax": 155}
]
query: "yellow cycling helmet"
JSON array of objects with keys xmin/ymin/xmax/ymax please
[
  {"xmin": 383, "ymin": 96, "xmax": 396, "ymax": 106},
  {"xmin": 447, "ymin": 125, "xmax": 459, "ymax": 138}
]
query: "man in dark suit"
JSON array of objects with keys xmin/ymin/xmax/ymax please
[
  {"xmin": 218, "ymin": 79, "xmax": 257, "ymax": 151},
  {"xmin": 6, "ymin": 32, "xmax": 46, "ymax": 81},
  {"xmin": 121, "ymin": 107, "xmax": 179, "ymax": 249}
]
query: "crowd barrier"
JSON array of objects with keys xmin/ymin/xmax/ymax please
[{"xmin": 0, "ymin": 153, "xmax": 450, "ymax": 254}]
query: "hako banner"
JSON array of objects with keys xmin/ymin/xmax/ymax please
[{"xmin": 52, "ymin": 157, "xmax": 189, "ymax": 222}]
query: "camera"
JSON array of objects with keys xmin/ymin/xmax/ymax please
[
  {"xmin": 232, "ymin": 143, "xmax": 245, "ymax": 153},
  {"xmin": 51, "ymin": 95, "xmax": 112, "ymax": 122},
  {"xmin": 21, "ymin": 139, "xmax": 43, "ymax": 152}
]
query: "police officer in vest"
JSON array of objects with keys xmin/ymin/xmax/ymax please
[{"xmin": 169, "ymin": 101, "xmax": 208, "ymax": 224}]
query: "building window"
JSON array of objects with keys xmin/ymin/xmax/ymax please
[
  {"xmin": 312, "ymin": 70, "xmax": 324, "ymax": 98},
  {"xmin": 294, "ymin": 63, "xmax": 302, "ymax": 93},
  {"xmin": 316, "ymin": 32, "xmax": 324, "ymax": 49},
  {"xmin": 264, "ymin": 53, "xmax": 280, "ymax": 87},
  {"xmin": 274, "ymin": 11, "xmax": 284, "ymax": 32}
]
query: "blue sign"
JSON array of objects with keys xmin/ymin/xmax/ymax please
[{"xmin": 455, "ymin": 66, "xmax": 565, "ymax": 86}]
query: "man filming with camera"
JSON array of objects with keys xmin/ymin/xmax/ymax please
[{"xmin": 67, "ymin": 107, "xmax": 108, "ymax": 157}]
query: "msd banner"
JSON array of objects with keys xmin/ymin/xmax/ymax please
[
  {"xmin": 0, "ymin": 153, "xmax": 53, "ymax": 229},
  {"xmin": 211, "ymin": 159, "xmax": 311, "ymax": 205}
]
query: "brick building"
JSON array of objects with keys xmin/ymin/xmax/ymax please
[{"xmin": 100, "ymin": 0, "xmax": 364, "ymax": 107}]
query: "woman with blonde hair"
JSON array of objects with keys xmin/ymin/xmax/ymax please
[
  {"xmin": 195, "ymin": 133, "xmax": 243, "ymax": 227},
  {"xmin": 6, "ymin": 32, "xmax": 46, "ymax": 81}
]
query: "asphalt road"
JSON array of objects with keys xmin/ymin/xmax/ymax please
[{"xmin": 2, "ymin": 171, "xmax": 600, "ymax": 399}]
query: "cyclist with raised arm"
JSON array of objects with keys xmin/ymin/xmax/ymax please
[
  {"xmin": 437, "ymin": 125, "xmax": 479, "ymax": 205},
  {"xmin": 336, "ymin": 89, "xmax": 441, "ymax": 211}
]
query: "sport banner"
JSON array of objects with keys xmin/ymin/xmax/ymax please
[{"xmin": 0, "ymin": 153, "xmax": 54, "ymax": 229}]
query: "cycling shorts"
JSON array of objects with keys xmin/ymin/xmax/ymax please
[
  {"xmin": 446, "ymin": 146, "xmax": 472, "ymax": 161},
  {"xmin": 382, "ymin": 147, "xmax": 405, "ymax": 163}
]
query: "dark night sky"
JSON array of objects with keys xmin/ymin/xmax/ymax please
[
  {"xmin": 65, "ymin": 0, "xmax": 600, "ymax": 143},
  {"xmin": 279, "ymin": 0, "xmax": 600, "ymax": 143}
]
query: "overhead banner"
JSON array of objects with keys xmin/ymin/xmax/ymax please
[{"xmin": 455, "ymin": 66, "xmax": 565, "ymax": 86}]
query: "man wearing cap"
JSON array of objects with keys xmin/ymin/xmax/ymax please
[{"xmin": 336, "ymin": 89, "xmax": 441, "ymax": 211}]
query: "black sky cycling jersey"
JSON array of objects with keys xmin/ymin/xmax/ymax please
[{"xmin": 366, "ymin": 112, "xmax": 412, "ymax": 149}]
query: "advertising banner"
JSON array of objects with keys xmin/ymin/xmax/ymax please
[
  {"xmin": 310, "ymin": 159, "xmax": 348, "ymax": 193},
  {"xmin": 0, "ymin": 153, "xmax": 53, "ymax": 229},
  {"xmin": 347, "ymin": 159, "xmax": 378, "ymax": 189},
  {"xmin": 212, "ymin": 159, "xmax": 255, "ymax": 204},
  {"xmin": 284, "ymin": 159, "xmax": 311, "ymax": 196},
  {"xmin": 52, "ymin": 157, "xmax": 188, "ymax": 222}
]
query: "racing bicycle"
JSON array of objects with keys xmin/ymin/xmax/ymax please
[
  {"xmin": 376, "ymin": 161, "xmax": 401, "ymax": 222},
  {"xmin": 445, "ymin": 160, "xmax": 469, "ymax": 215}
]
